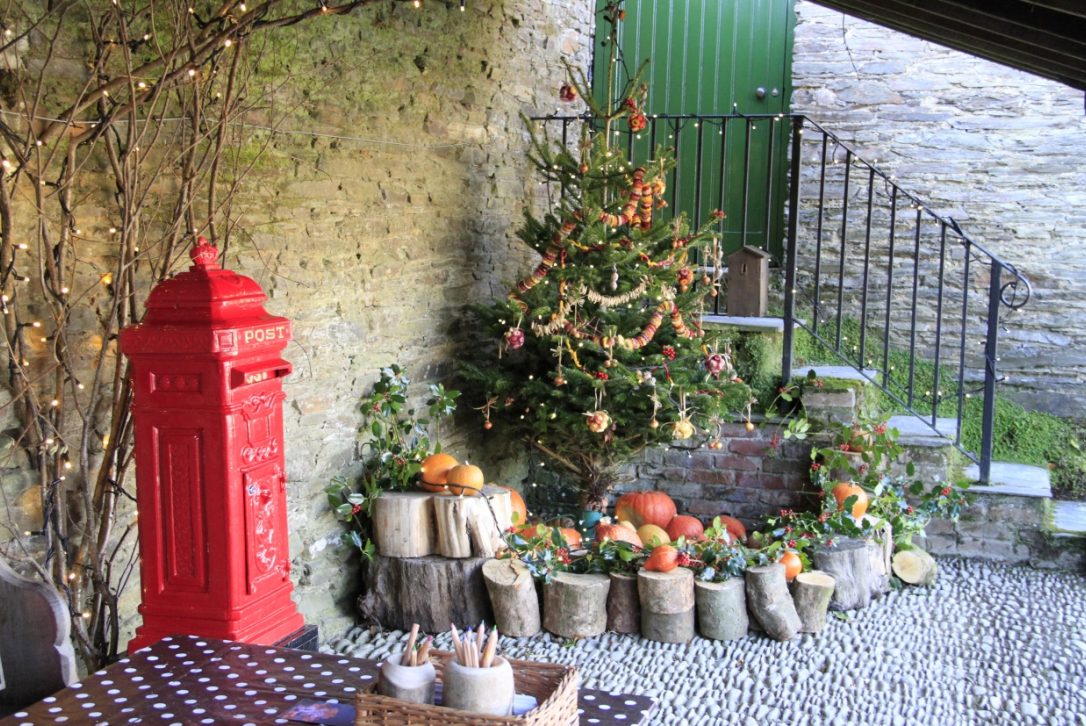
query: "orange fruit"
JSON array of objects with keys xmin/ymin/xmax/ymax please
[
  {"xmin": 445, "ymin": 464, "xmax": 485, "ymax": 496},
  {"xmin": 780, "ymin": 550, "xmax": 802, "ymax": 581},
  {"xmin": 419, "ymin": 452, "xmax": 459, "ymax": 492},
  {"xmin": 832, "ymin": 482, "xmax": 869, "ymax": 519}
]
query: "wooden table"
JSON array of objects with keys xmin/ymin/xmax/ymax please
[{"xmin": 2, "ymin": 634, "xmax": 656, "ymax": 725}]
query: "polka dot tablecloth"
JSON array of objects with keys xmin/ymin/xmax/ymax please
[{"xmin": 3, "ymin": 635, "xmax": 656, "ymax": 725}]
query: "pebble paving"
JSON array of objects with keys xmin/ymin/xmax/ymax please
[{"xmin": 327, "ymin": 557, "xmax": 1086, "ymax": 726}]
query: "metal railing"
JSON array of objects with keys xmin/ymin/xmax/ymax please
[{"xmin": 532, "ymin": 113, "xmax": 1032, "ymax": 483}]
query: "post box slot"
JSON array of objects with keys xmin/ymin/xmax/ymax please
[{"xmin": 231, "ymin": 359, "xmax": 292, "ymax": 389}]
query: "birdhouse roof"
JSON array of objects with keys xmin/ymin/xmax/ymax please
[{"xmin": 728, "ymin": 245, "xmax": 772, "ymax": 260}]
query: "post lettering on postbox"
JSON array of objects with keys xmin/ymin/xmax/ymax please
[{"xmin": 240, "ymin": 323, "xmax": 289, "ymax": 349}]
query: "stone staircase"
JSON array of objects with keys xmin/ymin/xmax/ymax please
[{"xmin": 802, "ymin": 367, "xmax": 1085, "ymax": 570}]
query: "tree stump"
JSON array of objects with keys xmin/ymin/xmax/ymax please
[
  {"xmin": 482, "ymin": 558, "xmax": 541, "ymax": 637},
  {"xmin": 606, "ymin": 572, "xmax": 640, "ymax": 634},
  {"xmin": 357, "ymin": 554, "xmax": 492, "ymax": 633},
  {"xmin": 812, "ymin": 538, "xmax": 884, "ymax": 611},
  {"xmin": 373, "ymin": 491, "xmax": 436, "ymax": 558},
  {"xmin": 638, "ymin": 568, "xmax": 695, "ymax": 644},
  {"xmin": 542, "ymin": 572, "xmax": 610, "ymax": 639},
  {"xmin": 694, "ymin": 578, "xmax": 748, "ymax": 641},
  {"xmin": 865, "ymin": 519, "xmax": 893, "ymax": 594},
  {"xmin": 433, "ymin": 486, "xmax": 512, "ymax": 558},
  {"xmin": 745, "ymin": 563, "xmax": 802, "ymax": 641},
  {"xmin": 892, "ymin": 547, "xmax": 938, "ymax": 586},
  {"xmin": 790, "ymin": 571, "xmax": 836, "ymax": 634}
]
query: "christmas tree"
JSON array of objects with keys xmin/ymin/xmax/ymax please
[{"xmin": 459, "ymin": 4, "xmax": 752, "ymax": 511}]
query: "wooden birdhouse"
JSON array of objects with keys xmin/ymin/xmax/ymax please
[{"xmin": 726, "ymin": 246, "xmax": 771, "ymax": 317}]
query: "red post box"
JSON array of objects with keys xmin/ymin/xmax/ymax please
[{"xmin": 120, "ymin": 238, "xmax": 304, "ymax": 651}]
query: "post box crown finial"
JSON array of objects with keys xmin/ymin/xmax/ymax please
[{"xmin": 191, "ymin": 236, "xmax": 220, "ymax": 268}]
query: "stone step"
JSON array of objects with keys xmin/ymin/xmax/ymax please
[
  {"xmin": 705, "ymin": 315, "xmax": 785, "ymax": 333},
  {"xmin": 888, "ymin": 415, "xmax": 958, "ymax": 447},
  {"xmin": 1050, "ymin": 500, "xmax": 1086, "ymax": 539},
  {"xmin": 803, "ymin": 365, "xmax": 881, "ymax": 383},
  {"xmin": 963, "ymin": 461, "xmax": 1052, "ymax": 498}
]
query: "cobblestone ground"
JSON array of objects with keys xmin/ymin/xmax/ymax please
[{"xmin": 328, "ymin": 558, "xmax": 1086, "ymax": 725}]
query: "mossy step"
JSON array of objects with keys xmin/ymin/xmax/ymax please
[
  {"xmin": 964, "ymin": 461, "xmax": 1052, "ymax": 498},
  {"xmin": 1050, "ymin": 500, "xmax": 1086, "ymax": 539},
  {"xmin": 887, "ymin": 415, "xmax": 958, "ymax": 448},
  {"xmin": 803, "ymin": 365, "xmax": 881, "ymax": 384}
]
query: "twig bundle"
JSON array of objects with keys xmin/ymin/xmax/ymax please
[{"xmin": 449, "ymin": 622, "xmax": 501, "ymax": 667}]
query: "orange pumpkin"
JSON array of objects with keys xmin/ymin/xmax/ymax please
[
  {"xmin": 558, "ymin": 527, "xmax": 583, "ymax": 549},
  {"xmin": 614, "ymin": 491, "xmax": 677, "ymax": 529},
  {"xmin": 419, "ymin": 452, "xmax": 459, "ymax": 493},
  {"xmin": 716, "ymin": 515, "xmax": 747, "ymax": 543},
  {"xmin": 596, "ymin": 522, "xmax": 643, "ymax": 548},
  {"xmin": 780, "ymin": 550, "xmax": 802, "ymax": 581},
  {"xmin": 644, "ymin": 544, "xmax": 679, "ymax": 572},
  {"xmin": 832, "ymin": 482, "xmax": 869, "ymax": 519},
  {"xmin": 497, "ymin": 486, "xmax": 528, "ymax": 526},
  {"xmin": 516, "ymin": 522, "xmax": 548, "ymax": 540},
  {"xmin": 665, "ymin": 514, "xmax": 705, "ymax": 542},
  {"xmin": 445, "ymin": 464, "xmax": 485, "ymax": 496}
]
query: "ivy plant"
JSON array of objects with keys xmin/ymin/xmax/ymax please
[{"xmin": 325, "ymin": 365, "xmax": 459, "ymax": 557}]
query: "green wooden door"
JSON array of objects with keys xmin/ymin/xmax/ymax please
[{"xmin": 593, "ymin": 0, "xmax": 795, "ymax": 260}]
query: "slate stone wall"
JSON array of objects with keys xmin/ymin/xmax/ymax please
[
  {"xmin": 790, "ymin": 1, "xmax": 1086, "ymax": 416},
  {"xmin": 0, "ymin": 0, "xmax": 595, "ymax": 644},
  {"xmin": 234, "ymin": 0, "xmax": 595, "ymax": 640}
]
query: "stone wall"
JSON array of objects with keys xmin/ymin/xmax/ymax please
[
  {"xmin": 226, "ymin": 0, "xmax": 595, "ymax": 641},
  {"xmin": 789, "ymin": 1, "xmax": 1086, "ymax": 416},
  {"xmin": 0, "ymin": 0, "xmax": 595, "ymax": 645}
]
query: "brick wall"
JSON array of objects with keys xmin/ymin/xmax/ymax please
[{"xmin": 616, "ymin": 424, "xmax": 819, "ymax": 531}]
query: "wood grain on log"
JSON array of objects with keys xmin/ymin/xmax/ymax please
[
  {"xmin": 606, "ymin": 573, "xmax": 640, "ymax": 634},
  {"xmin": 694, "ymin": 578, "xmax": 749, "ymax": 641},
  {"xmin": 639, "ymin": 569, "xmax": 695, "ymax": 644},
  {"xmin": 641, "ymin": 608, "xmax": 695, "ymax": 643},
  {"xmin": 357, "ymin": 555, "xmax": 492, "ymax": 633},
  {"xmin": 433, "ymin": 486, "xmax": 511, "ymax": 558},
  {"xmin": 745, "ymin": 563, "xmax": 802, "ymax": 641},
  {"xmin": 373, "ymin": 491, "xmax": 436, "ymax": 558},
  {"xmin": 892, "ymin": 547, "xmax": 938, "ymax": 586},
  {"xmin": 637, "ymin": 568, "xmax": 695, "ymax": 614},
  {"xmin": 542, "ymin": 572, "xmax": 610, "ymax": 639},
  {"xmin": 812, "ymin": 538, "xmax": 885, "ymax": 611},
  {"xmin": 482, "ymin": 558, "xmax": 541, "ymax": 637},
  {"xmin": 791, "ymin": 571, "xmax": 836, "ymax": 633}
]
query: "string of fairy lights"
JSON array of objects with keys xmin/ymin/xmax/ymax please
[{"xmin": 2, "ymin": 0, "xmax": 477, "ymax": 549}]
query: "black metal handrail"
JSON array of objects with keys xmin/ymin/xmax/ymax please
[{"xmin": 531, "ymin": 112, "xmax": 1031, "ymax": 484}]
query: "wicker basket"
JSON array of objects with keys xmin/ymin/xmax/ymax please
[{"xmin": 354, "ymin": 650, "xmax": 577, "ymax": 725}]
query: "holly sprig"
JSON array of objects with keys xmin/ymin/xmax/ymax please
[{"xmin": 326, "ymin": 365, "xmax": 460, "ymax": 556}]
